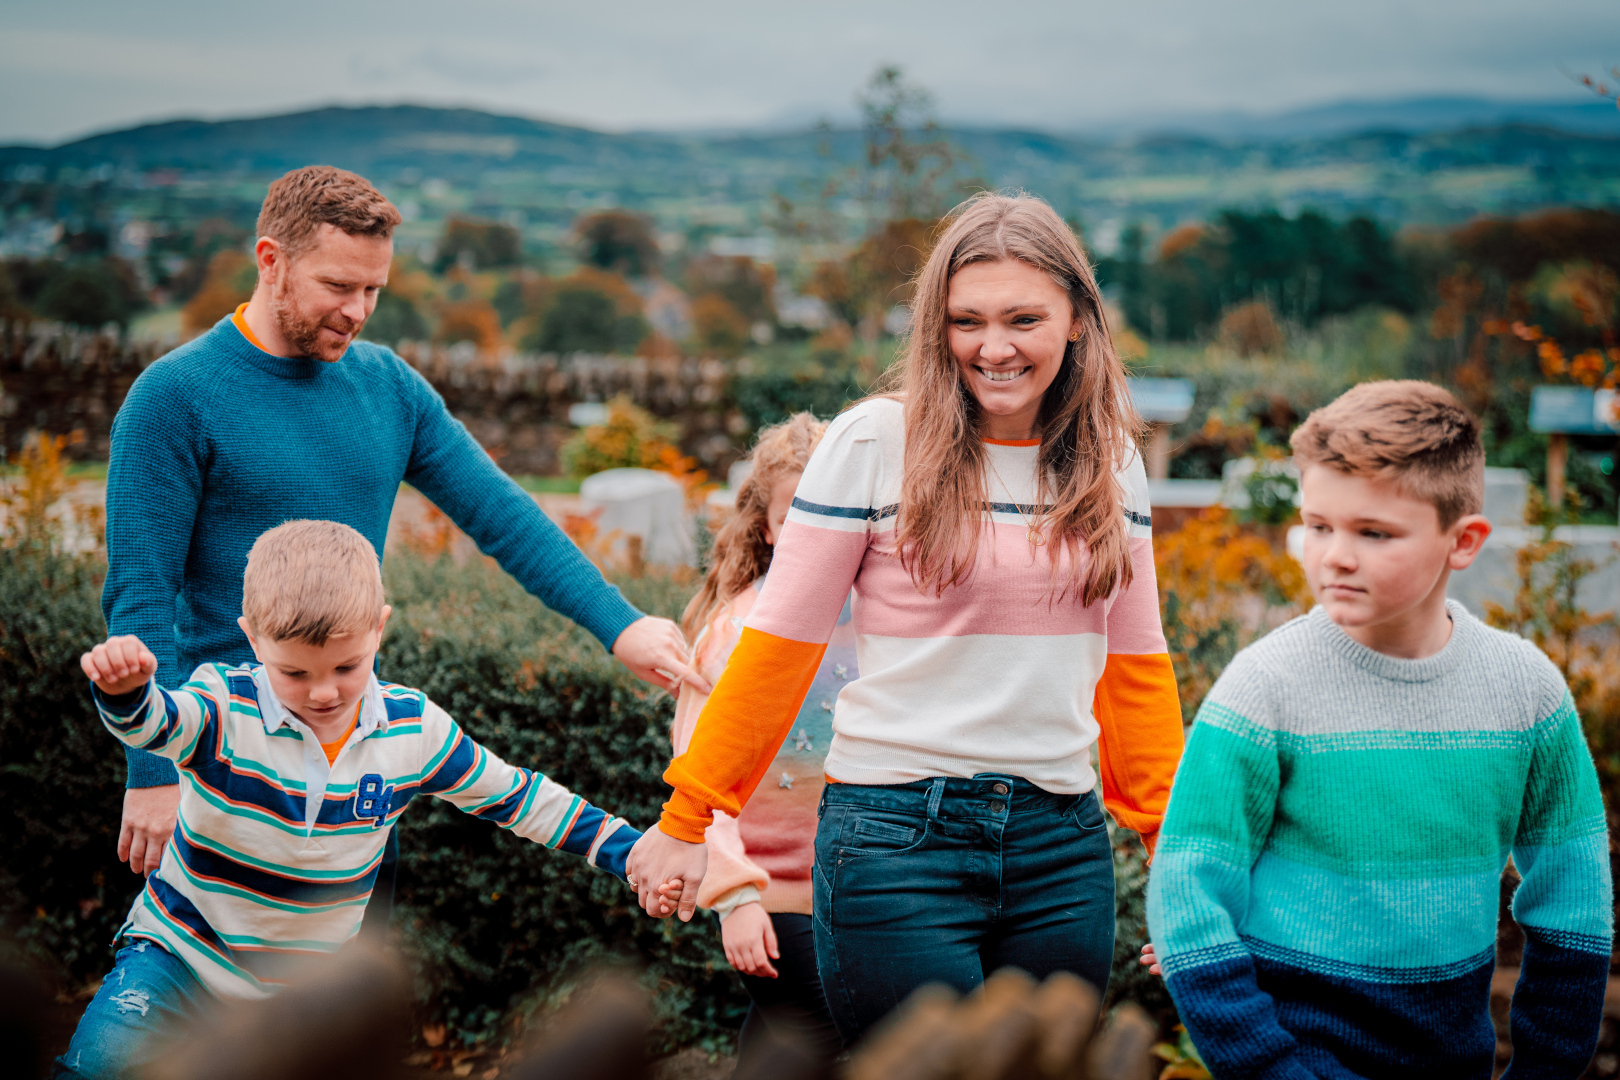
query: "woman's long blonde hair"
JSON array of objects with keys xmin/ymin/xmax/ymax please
[
  {"xmin": 681, "ymin": 412, "xmax": 828, "ymax": 640},
  {"xmin": 882, "ymin": 192, "xmax": 1142, "ymax": 606}
]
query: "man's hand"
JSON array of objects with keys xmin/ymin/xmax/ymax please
[
  {"xmin": 81, "ymin": 635, "xmax": 157, "ymax": 697},
  {"xmin": 120, "ymin": 785, "xmax": 178, "ymax": 875},
  {"xmin": 721, "ymin": 903, "xmax": 779, "ymax": 978},
  {"xmin": 611, "ymin": 617, "xmax": 712, "ymax": 695},
  {"xmin": 625, "ymin": 826, "xmax": 707, "ymax": 921},
  {"xmin": 1139, "ymin": 942, "xmax": 1162, "ymax": 977}
]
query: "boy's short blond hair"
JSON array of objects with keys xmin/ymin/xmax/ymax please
[
  {"xmin": 1290, "ymin": 380, "xmax": 1485, "ymax": 528},
  {"xmin": 242, "ymin": 520, "xmax": 385, "ymax": 644}
]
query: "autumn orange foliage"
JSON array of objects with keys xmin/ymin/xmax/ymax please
[
  {"xmin": 181, "ymin": 250, "xmax": 255, "ymax": 337},
  {"xmin": 1155, "ymin": 508, "xmax": 1309, "ymax": 718}
]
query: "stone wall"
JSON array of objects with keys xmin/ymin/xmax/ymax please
[{"xmin": 0, "ymin": 323, "xmax": 746, "ymax": 475}]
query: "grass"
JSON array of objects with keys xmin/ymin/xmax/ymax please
[{"xmin": 512, "ymin": 475, "xmax": 582, "ymax": 494}]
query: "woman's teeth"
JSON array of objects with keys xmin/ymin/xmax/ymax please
[{"xmin": 982, "ymin": 367, "xmax": 1027, "ymax": 383}]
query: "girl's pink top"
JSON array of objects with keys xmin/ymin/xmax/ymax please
[{"xmin": 672, "ymin": 580, "xmax": 857, "ymax": 915}]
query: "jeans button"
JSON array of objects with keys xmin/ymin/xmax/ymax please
[
  {"xmin": 990, "ymin": 800, "xmax": 1005, "ymax": 814},
  {"xmin": 992, "ymin": 782, "xmax": 1009, "ymax": 796}
]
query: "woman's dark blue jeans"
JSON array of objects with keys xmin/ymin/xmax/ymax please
[{"xmin": 812, "ymin": 774, "xmax": 1115, "ymax": 1045}]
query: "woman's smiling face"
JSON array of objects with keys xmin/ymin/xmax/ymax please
[{"xmin": 946, "ymin": 258, "xmax": 1081, "ymax": 441}]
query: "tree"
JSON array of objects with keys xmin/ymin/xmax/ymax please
[
  {"xmin": 856, "ymin": 66, "xmax": 965, "ymax": 224},
  {"xmin": 180, "ymin": 250, "xmax": 255, "ymax": 336},
  {"xmin": 434, "ymin": 299, "xmax": 502, "ymax": 351},
  {"xmin": 36, "ymin": 260, "xmax": 145, "ymax": 329},
  {"xmin": 689, "ymin": 293, "xmax": 749, "ymax": 357},
  {"xmin": 361, "ymin": 290, "xmax": 429, "ymax": 345},
  {"xmin": 683, "ymin": 255, "xmax": 776, "ymax": 325},
  {"xmin": 528, "ymin": 271, "xmax": 649, "ymax": 355},
  {"xmin": 434, "ymin": 216, "xmax": 522, "ymax": 272},
  {"xmin": 575, "ymin": 211, "xmax": 660, "ymax": 278}
]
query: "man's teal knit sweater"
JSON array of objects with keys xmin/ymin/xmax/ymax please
[
  {"xmin": 1147, "ymin": 602, "xmax": 1612, "ymax": 1079},
  {"xmin": 104, "ymin": 314, "xmax": 644, "ymax": 788}
]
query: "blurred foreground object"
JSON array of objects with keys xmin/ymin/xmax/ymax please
[
  {"xmin": 847, "ymin": 968, "xmax": 1155, "ymax": 1080},
  {"xmin": 129, "ymin": 961, "xmax": 1156, "ymax": 1080},
  {"xmin": 0, "ymin": 954, "xmax": 48, "ymax": 1080},
  {"xmin": 139, "ymin": 943, "xmax": 408, "ymax": 1080},
  {"xmin": 504, "ymin": 974, "xmax": 650, "ymax": 1080}
]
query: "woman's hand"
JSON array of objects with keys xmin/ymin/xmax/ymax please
[
  {"xmin": 721, "ymin": 903, "xmax": 779, "ymax": 978},
  {"xmin": 1139, "ymin": 942, "xmax": 1162, "ymax": 976},
  {"xmin": 626, "ymin": 827, "xmax": 707, "ymax": 920}
]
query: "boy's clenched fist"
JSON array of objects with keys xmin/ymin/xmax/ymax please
[{"xmin": 81, "ymin": 635, "xmax": 158, "ymax": 697}]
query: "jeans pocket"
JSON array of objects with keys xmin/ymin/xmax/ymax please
[
  {"xmin": 1066, "ymin": 794, "xmax": 1108, "ymax": 837},
  {"xmin": 840, "ymin": 810, "xmax": 927, "ymax": 857}
]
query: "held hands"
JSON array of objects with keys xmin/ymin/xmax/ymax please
[
  {"xmin": 1139, "ymin": 942, "xmax": 1162, "ymax": 976},
  {"xmin": 81, "ymin": 635, "xmax": 158, "ymax": 697},
  {"xmin": 611, "ymin": 617, "xmax": 713, "ymax": 696},
  {"xmin": 625, "ymin": 826, "xmax": 707, "ymax": 921},
  {"xmin": 721, "ymin": 903, "xmax": 779, "ymax": 978}
]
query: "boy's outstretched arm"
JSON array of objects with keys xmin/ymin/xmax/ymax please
[
  {"xmin": 1503, "ymin": 690, "xmax": 1613, "ymax": 1077},
  {"xmin": 83, "ymin": 635, "xmax": 219, "ymax": 766},
  {"xmin": 416, "ymin": 699, "xmax": 669, "ymax": 904},
  {"xmin": 1147, "ymin": 685, "xmax": 1320, "ymax": 1080}
]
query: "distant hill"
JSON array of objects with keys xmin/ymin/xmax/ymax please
[
  {"xmin": 0, "ymin": 105, "xmax": 699, "ymax": 177},
  {"xmin": 1077, "ymin": 95, "xmax": 1620, "ymax": 141},
  {"xmin": 2, "ymin": 101, "xmax": 1617, "ymax": 230}
]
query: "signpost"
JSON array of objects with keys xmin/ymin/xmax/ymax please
[
  {"xmin": 1528, "ymin": 386, "xmax": 1620, "ymax": 507},
  {"xmin": 1128, "ymin": 377, "xmax": 1195, "ymax": 479}
]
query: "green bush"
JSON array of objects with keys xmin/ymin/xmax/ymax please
[{"xmin": 0, "ymin": 542, "xmax": 139, "ymax": 983}]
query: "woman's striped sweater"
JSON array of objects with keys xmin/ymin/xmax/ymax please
[
  {"xmin": 95, "ymin": 663, "xmax": 637, "ymax": 999},
  {"xmin": 659, "ymin": 397, "xmax": 1183, "ymax": 850},
  {"xmin": 1146, "ymin": 603, "xmax": 1612, "ymax": 1079}
]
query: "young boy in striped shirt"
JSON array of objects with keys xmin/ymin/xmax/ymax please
[
  {"xmin": 1144, "ymin": 381, "xmax": 1612, "ymax": 1078},
  {"xmin": 57, "ymin": 520, "xmax": 659, "ymax": 1080}
]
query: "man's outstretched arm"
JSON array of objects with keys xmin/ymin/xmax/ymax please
[{"xmin": 401, "ymin": 367, "xmax": 706, "ymax": 693}]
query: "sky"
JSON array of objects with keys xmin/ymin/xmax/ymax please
[{"xmin": 2, "ymin": 0, "xmax": 1617, "ymax": 145}]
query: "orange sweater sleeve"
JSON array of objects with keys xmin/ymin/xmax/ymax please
[
  {"xmin": 1093, "ymin": 516, "xmax": 1184, "ymax": 858},
  {"xmin": 1093, "ymin": 652, "xmax": 1183, "ymax": 857},
  {"xmin": 661, "ymin": 629, "xmax": 826, "ymax": 841}
]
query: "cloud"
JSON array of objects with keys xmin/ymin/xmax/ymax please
[{"xmin": 1, "ymin": 0, "xmax": 1616, "ymax": 143}]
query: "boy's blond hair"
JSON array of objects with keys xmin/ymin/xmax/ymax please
[
  {"xmin": 242, "ymin": 520, "xmax": 385, "ymax": 644},
  {"xmin": 1289, "ymin": 380, "xmax": 1484, "ymax": 528}
]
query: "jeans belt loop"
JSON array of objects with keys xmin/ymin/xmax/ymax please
[{"xmin": 925, "ymin": 777, "xmax": 946, "ymax": 822}]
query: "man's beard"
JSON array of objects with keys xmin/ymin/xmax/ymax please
[{"xmin": 270, "ymin": 277, "xmax": 361, "ymax": 361}]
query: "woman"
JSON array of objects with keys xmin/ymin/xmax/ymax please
[{"xmin": 631, "ymin": 193, "xmax": 1183, "ymax": 1043}]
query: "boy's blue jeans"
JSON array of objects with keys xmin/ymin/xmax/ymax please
[
  {"xmin": 813, "ymin": 774, "xmax": 1116, "ymax": 1044},
  {"xmin": 53, "ymin": 938, "xmax": 207, "ymax": 1080}
]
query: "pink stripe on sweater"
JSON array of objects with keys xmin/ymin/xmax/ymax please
[
  {"xmin": 852, "ymin": 521, "xmax": 1118, "ymax": 639},
  {"xmin": 748, "ymin": 519, "xmax": 867, "ymax": 643},
  {"xmin": 1106, "ymin": 537, "xmax": 1168, "ymax": 654}
]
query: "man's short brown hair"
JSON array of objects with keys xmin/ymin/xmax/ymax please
[
  {"xmin": 1290, "ymin": 380, "xmax": 1485, "ymax": 528},
  {"xmin": 242, "ymin": 520, "xmax": 385, "ymax": 645},
  {"xmin": 256, "ymin": 166, "xmax": 402, "ymax": 261}
]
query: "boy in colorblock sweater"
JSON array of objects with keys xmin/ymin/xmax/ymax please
[
  {"xmin": 55, "ymin": 521, "xmax": 661, "ymax": 1080},
  {"xmin": 1145, "ymin": 381, "xmax": 1612, "ymax": 1079}
]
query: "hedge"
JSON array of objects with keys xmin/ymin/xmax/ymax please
[{"xmin": 0, "ymin": 539, "xmax": 1164, "ymax": 1053}]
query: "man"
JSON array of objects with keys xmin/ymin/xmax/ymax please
[{"xmin": 105, "ymin": 166, "xmax": 708, "ymax": 904}]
